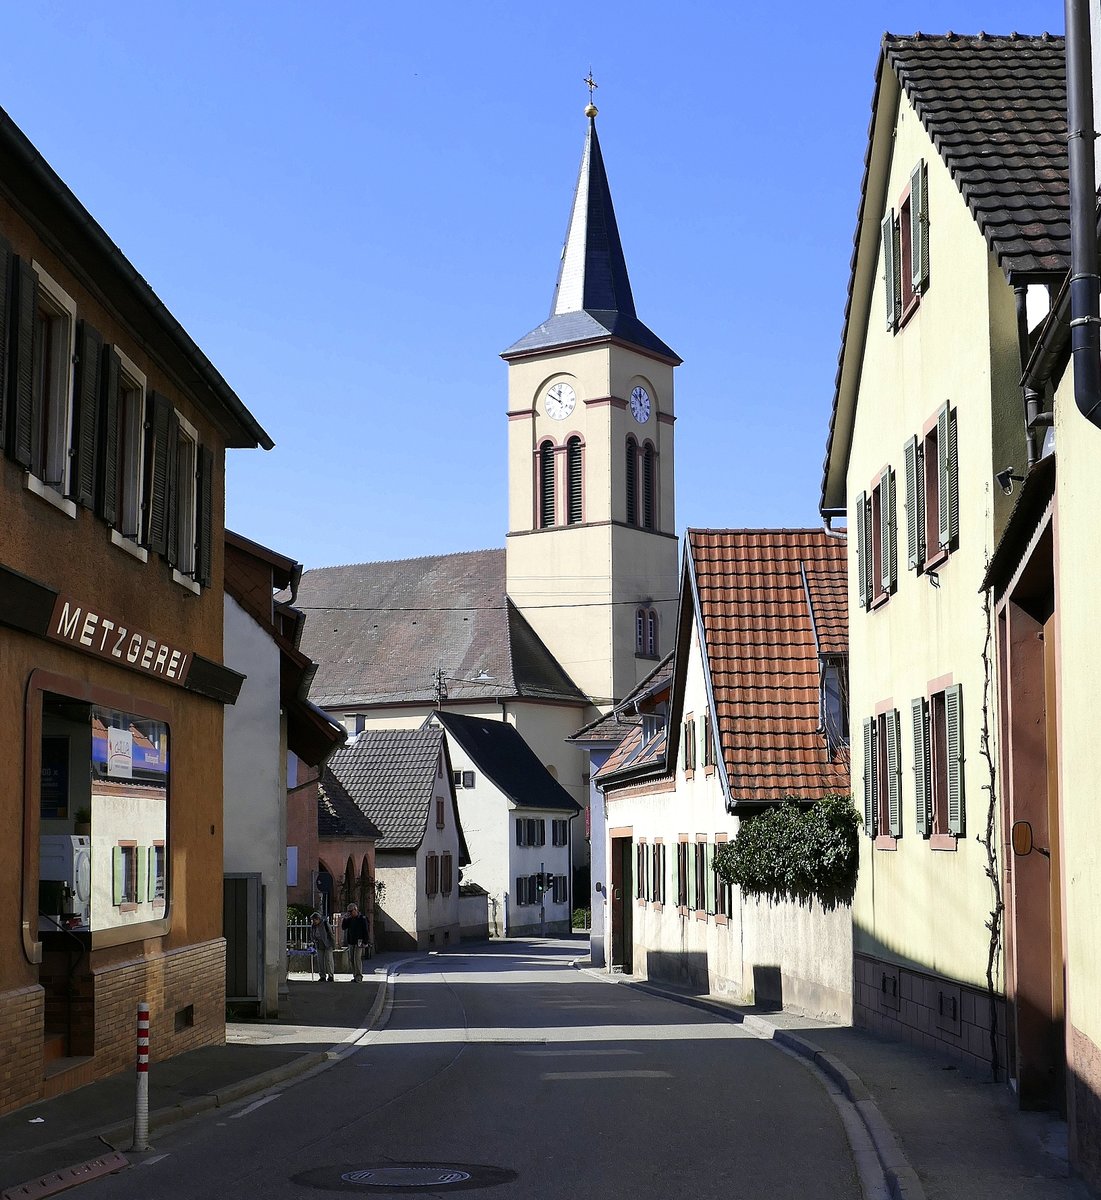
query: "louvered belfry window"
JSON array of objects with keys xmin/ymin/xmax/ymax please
[
  {"xmin": 642, "ymin": 444, "xmax": 656, "ymax": 530},
  {"xmin": 566, "ymin": 436, "xmax": 583, "ymax": 524},
  {"xmin": 538, "ymin": 439, "xmax": 556, "ymax": 528},
  {"xmin": 625, "ymin": 436, "xmax": 638, "ymax": 525}
]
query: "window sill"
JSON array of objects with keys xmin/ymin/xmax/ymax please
[
  {"xmin": 172, "ymin": 569, "xmax": 201, "ymax": 595},
  {"xmin": 870, "ymin": 591, "xmax": 890, "ymax": 612},
  {"xmin": 715, "ymin": 914, "xmax": 729, "ymax": 926},
  {"xmin": 923, "ymin": 547, "xmax": 950, "ymax": 572},
  {"xmin": 25, "ymin": 474, "xmax": 77, "ymax": 518},
  {"xmin": 695, "ymin": 910, "xmax": 707, "ymax": 922},
  {"xmin": 684, "ymin": 770, "xmax": 694, "ymax": 781},
  {"xmin": 899, "ymin": 294, "xmax": 921, "ymax": 330},
  {"xmin": 635, "ymin": 652, "xmax": 661, "ymax": 661},
  {"xmin": 651, "ymin": 901, "xmax": 663, "ymax": 912},
  {"xmin": 874, "ymin": 835, "xmax": 898, "ymax": 851},
  {"xmin": 110, "ymin": 529, "xmax": 148, "ymax": 563},
  {"xmin": 677, "ymin": 905, "xmax": 689, "ymax": 918},
  {"xmin": 704, "ymin": 765, "xmax": 715, "ymax": 777},
  {"xmin": 930, "ymin": 833, "xmax": 958, "ymax": 851}
]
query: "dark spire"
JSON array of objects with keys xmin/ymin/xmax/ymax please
[{"xmin": 502, "ymin": 109, "xmax": 679, "ymax": 364}]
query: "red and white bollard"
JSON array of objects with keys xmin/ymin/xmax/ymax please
[{"xmin": 132, "ymin": 1001, "xmax": 151, "ymax": 1151}]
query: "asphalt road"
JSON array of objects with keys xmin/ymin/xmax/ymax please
[{"xmin": 81, "ymin": 940, "xmax": 860, "ymax": 1199}]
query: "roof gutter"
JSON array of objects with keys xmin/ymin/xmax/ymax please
[{"xmin": 1065, "ymin": 0, "xmax": 1101, "ymax": 427}]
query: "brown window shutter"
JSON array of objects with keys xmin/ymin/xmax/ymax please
[
  {"xmin": 70, "ymin": 320, "xmax": 102, "ymax": 508},
  {"xmin": 625, "ymin": 437, "xmax": 638, "ymax": 525},
  {"xmin": 8, "ymin": 258, "xmax": 37, "ymax": 470},
  {"xmin": 197, "ymin": 445, "xmax": 214, "ymax": 587},
  {"xmin": 642, "ymin": 444, "xmax": 656, "ymax": 530},
  {"xmin": 538, "ymin": 440, "xmax": 555, "ymax": 528},
  {"xmin": 164, "ymin": 409, "xmax": 180, "ymax": 567},
  {"xmin": 0, "ymin": 235, "xmax": 11, "ymax": 452},
  {"xmin": 144, "ymin": 391, "xmax": 173, "ymax": 555},
  {"xmin": 566, "ymin": 436, "xmax": 583, "ymax": 524},
  {"xmin": 97, "ymin": 347, "xmax": 121, "ymax": 527}
]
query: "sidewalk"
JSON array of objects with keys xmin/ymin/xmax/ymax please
[
  {"xmin": 617, "ymin": 973, "xmax": 1094, "ymax": 1200},
  {"xmin": 0, "ymin": 952, "xmax": 410, "ymax": 1198}
]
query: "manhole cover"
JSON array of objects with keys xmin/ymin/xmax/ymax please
[
  {"xmin": 342, "ymin": 1167, "xmax": 471, "ymax": 1185},
  {"xmin": 292, "ymin": 1162, "xmax": 517, "ymax": 1192}
]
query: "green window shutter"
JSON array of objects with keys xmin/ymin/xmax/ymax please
[
  {"xmin": 937, "ymin": 404, "xmax": 958, "ymax": 551},
  {"xmin": 912, "ymin": 697, "xmax": 930, "ymax": 836},
  {"xmin": 879, "ymin": 469, "xmax": 897, "ymax": 594},
  {"xmin": 855, "ymin": 491, "xmax": 870, "ymax": 609},
  {"xmin": 886, "ymin": 709, "xmax": 901, "ymax": 837},
  {"xmin": 135, "ymin": 845, "xmax": 147, "ymax": 904},
  {"xmin": 0, "ymin": 235, "xmax": 12, "ymax": 454},
  {"xmin": 97, "ymin": 346, "xmax": 121, "ymax": 526},
  {"xmin": 881, "ymin": 212, "xmax": 898, "ymax": 330},
  {"xmin": 910, "ymin": 160, "xmax": 930, "ymax": 291},
  {"xmin": 8, "ymin": 258, "xmax": 37, "ymax": 470},
  {"xmin": 112, "ymin": 846, "xmax": 125, "ymax": 905},
  {"xmin": 862, "ymin": 717, "xmax": 876, "ymax": 835},
  {"xmin": 705, "ymin": 844, "xmax": 716, "ymax": 914},
  {"xmin": 945, "ymin": 684, "xmax": 964, "ymax": 834},
  {"xmin": 903, "ymin": 436, "xmax": 923, "ymax": 570},
  {"xmin": 70, "ymin": 321, "xmax": 102, "ymax": 508},
  {"xmin": 147, "ymin": 847, "xmax": 158, "ymax": 901}
]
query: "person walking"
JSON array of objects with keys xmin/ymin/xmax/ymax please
[
  {"xmin": 310, "ymin": 911, "xmax": 335, "ymax": 982},
  {"xmin": 341, "ymin": 903, "xmax": 369, "ymax": 981}
]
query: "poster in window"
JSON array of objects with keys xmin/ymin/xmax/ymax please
[
  {"xmin": 107, "ymin": 727, "xmax": 133, "ymax": 778},
  {"xmin": 41, "ymin": 736, "xmax": 70, "ymax": 819}
]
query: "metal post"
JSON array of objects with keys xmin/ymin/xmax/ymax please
[{"xmin": 132, "ymin": 1001, "xmax": 150, "ymax": 1151}]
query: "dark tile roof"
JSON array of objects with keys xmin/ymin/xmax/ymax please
[
  {"xmin": 821, "ymin": 33, "xmax": 1067, "ymax": 515},
  {"xmin": 885, "ymin": 34, "xmax": 1068, "ymax": 276},
  {"xmin": 317, "ymin": 772, "xmax": 381, "ymax": 840},
  {"xmin": 688, "ymin": 530, "xmax": 850, "ymax": 804},
  {"xmin": 596, "ymin": 721, "xmax": 668, "ymax": 781},
  {"xmin": 802, "ymin": 558, "xmax": 848, "ymax": 659},
  {"xmin": 502, "ymin": 118, "xmax": 679, "ymax": 364},
  {"xmin": 324, "ymin": 728, "xmax": 444, "ymax": 851},
  {"xmin": 432, "ymin": 711, "xmax": 581, "ymax": 813},
  {"xmin": 293, "ymin": 549, "xmax": 586, "ymax": 708},
  {"xmin": 566, "ymin": 652, "xmax": 674, "ymax": 745}
]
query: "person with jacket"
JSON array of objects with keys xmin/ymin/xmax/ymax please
[
  {"xmin": 309, "ymin": 911, "xmax": 335, "ymax": 982},
  {"xmin": 341, "ymin": 903, "xmax": 369, "ymax": 981}
]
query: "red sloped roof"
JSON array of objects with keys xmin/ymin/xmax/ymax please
[{"xmin": 687, "ymin": 529, "xmax": 850, "ymax": 804}]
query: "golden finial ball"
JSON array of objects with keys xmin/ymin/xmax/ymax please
[{"xmin": 585, "ymin": 102, "xmax": 598, "ymax": 118}]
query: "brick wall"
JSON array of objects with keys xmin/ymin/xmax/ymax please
[
  {"xmin": 0, "ymin": 986, "xmax": 45, "ymax": 1115},
  {"xmin": 854, "ymin": 951, "xmax": 1008, "ymax": 1075}
]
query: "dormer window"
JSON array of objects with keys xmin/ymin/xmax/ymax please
[{"xmin": 640, "ymin": 712, "xmax": 665, "ymax": 744}]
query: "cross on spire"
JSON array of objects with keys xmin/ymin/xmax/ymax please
[{"xmin": 584, "ymin": 70, "xmax": 598, "ymax": 103}]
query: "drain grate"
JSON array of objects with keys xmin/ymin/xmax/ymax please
[
  {"xmin": 292, "ymin": 1161, "xmax": 516, "ymax": 1192},
  {"xmin": 341, "ymin": 1167, "xmax": 471, "ymax": 1186}
]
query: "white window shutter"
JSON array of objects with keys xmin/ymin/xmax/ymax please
[
  {"xmin": 113, "ymin": 846, "xmax": 125, "ymax": 905},
  {"xmin": 882, "ymin": 212, "xmax": 899, "ymax": 330},
  {"xmin": 945, "ymin": 684, "xmax": 964, "ymax": 835},
  {"xmin": 862, "ymin": 717, "xmax": 876, "ymax": 835},
  {"xmin": 910, "ymin": 160, "xmax": 929, "ymax": 292},
  {"xmin": 911, "ymin": 698, "xmax": 930, "ymax": 836},
  {"xmin": 903, "ymin": 436, "xmax": 923, "ymax": 570},
  {"xmin": 886, "ymin": 709, "xmax": 901, "ymax": 837}
]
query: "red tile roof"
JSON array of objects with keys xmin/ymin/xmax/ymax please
[
  {"xmin": 688, "ymin": 529, "xmax": 849, "ymax": 804},
  {"xmin": 802, "ymin": 560, "xmax": 848, "ymax": 658}
]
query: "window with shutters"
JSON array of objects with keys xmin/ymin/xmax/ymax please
[
  {"xmin": 694, "ymin": 840, "xmax": 708, "ymax": 915},
  {"xmin": 902, "ymin": 404, "xmax": 959, "ymax": 572},
  {"xmin": 651, "ymin": 840, "xmax": 665, "ymax": 906},
  {"xmin": 441, "ymin": 853, "xmax": 453, "ymax": 896},
  {"xmin": 701, "ymin": 710, "xmax": 715, "ymax": 774},
  {"xmin": 552, "ymin": 818, "xmax": 568, "ymax": 847},
  {"xmin": 714, "ymin": 837, "xmax": 732, "ymax": 921},
  {"xmin": 856, "ymin": 468, "xmax": 897, "ymax": 609},
  {"xmin": 426, "ymin": 853, "xmax": 439, "ymax": 897},
  {"xmin": 538, "ymin": 439, "xmax": 556, "ymax": 528},
  {"xmin": 913, "ymin": 684, "xmax": 963, "ymax": 847},
  {"xmin": 677, "ymin": 839, "xmax": 689, "ymax": 910},
  {"xmin": 862, "ymin": 707, "xmax": 901, "ymax": 847},
  {"xmin": 683, "ymin": 715, "xmax": 697, "ymax": 777},
  {"xmin": 882, "ymin": 160, "xmax": 929, "ymax": 334},
  {"xmin": 172, "ymin": 417, "xmax": 199, "ymax": 583},
  {"xmin": 113, "ymin": 842, "xmax": 139, "ymax": 910},
  {"xmin": 566, "ymin": 435, "xmax": 583, "ymax": 524},
  {"xmin": 636, "ymin": 842, "xmax": 647, "ymax": 900},
  {"xmin": 625, "ymin": 436, "xmax": 638, "ymax": 525},
  {"xmin": 642, "ymin": 442, "xmax": 657, "ymax": 530},
  {"xmin": 103, "ymin": 347, "xmax": 147, "ymax": 552},
  {"xmin": 552, "ymin": 874, "xmax": 568, "ymax": 904},
  {"xmin": 12, "ymin": 262, "xmax": 78, "ymax": 507}
]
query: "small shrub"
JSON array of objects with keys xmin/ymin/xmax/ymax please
[
  {"xmin": 713, "ymin": 793, "xmax": 860, "ymax": 910},
  {"xmin": 571, "ymin": 907, "xmax": 591, "ymax": 930}
]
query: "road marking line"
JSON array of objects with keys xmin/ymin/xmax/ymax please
[
  {"xmin": 516, "ymin": 1049, "xmax": 642, "ymax": 1057},
  {"xmin": 141, "ymin": 1154, "xmax": 170, "ymax": 1166},
  {"xmin": 230, "ymin": 1094, "xmax": 281, "ymax": 1119},
  {"xmin": 541, "ymin": 1070, "xmax": 671, "ymax": 1080}
]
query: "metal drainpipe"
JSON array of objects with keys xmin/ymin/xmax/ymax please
[
  {"xmin": 1066, "ymin": 0, "xmax": 1101, "ymax": 426},
  {"xmin": 1014, "ymin": 284, "xmax": 1039, "ymax": 467}
]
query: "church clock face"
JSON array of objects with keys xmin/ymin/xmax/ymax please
[
  {"xmin": 544, "ymin": 382, "xmax": 576, "ymax": 420},
  {"xmin": 630, "ymin": 386, "xmax": 651, "ymax": 423}
]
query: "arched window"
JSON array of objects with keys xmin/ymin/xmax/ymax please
[
  {"xmin": 642, "ymin": 443, "xmax": 657, "ymax": 530},
  {"xmin": 566, "ymin": 436, "xmax": 583, "ymax": 524},
  {"xmin": 625, "ymin": 436, "xmax": 638, "ymax": 525},
  {"xmin": 635, "ymin": 607, "xmax": 658, "ymax": 656},
  {"xmin": 646, "ymin": 609, "xmax": 658, "ymax": 656},
  {"xmin": 538, "ymin": 440, "xmax": 556, "ymax": 528},
  {"xmin": 635, "ymin": 607, "xmax": 646, "ymax": 653}
]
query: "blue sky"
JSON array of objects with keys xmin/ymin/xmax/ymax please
[{"xmin": 5, "ymin": 2, "xmax": 1064, "ymax": 567}]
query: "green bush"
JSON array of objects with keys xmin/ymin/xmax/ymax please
[
  {"xmin": 571, "ymin": 907, "xmax": 591, "ymax": 930},
  {"xmin": 713, "ymin": 794, "xmax": 860, "ymax": 910}
]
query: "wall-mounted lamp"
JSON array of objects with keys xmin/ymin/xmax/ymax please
[{"xmin": 995, "ymin": 467, "xmax": 1027, "ymax": 496}]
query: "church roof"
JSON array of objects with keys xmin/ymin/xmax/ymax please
[
  {"xmin": 432, "ymin": 711, "xmax": 581, "ymax": 814},
  {"xmin": 502, "ymin": 115, "xmax": 679, "ymax": 365},
  {"xmin": 294, "ymin": 548, "xmax": 587, "ymax": 709}
]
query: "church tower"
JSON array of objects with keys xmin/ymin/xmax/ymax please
[{"xmin": 502, "ymin": 102, "xmax": 680, "ymax": 708}]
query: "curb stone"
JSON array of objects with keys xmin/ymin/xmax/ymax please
[{"xmin": 583, "ymin": 967, "xmax": 927, "ymax": 1200}]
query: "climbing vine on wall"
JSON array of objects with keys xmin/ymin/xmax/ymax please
[{"xmin": 713, "ymin": 793, "xmax": 861, "ymax": 910}]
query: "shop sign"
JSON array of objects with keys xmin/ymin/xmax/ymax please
[{"xmin": 46, "ymin": 596, "xmax": 192, "ymax": 686}]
